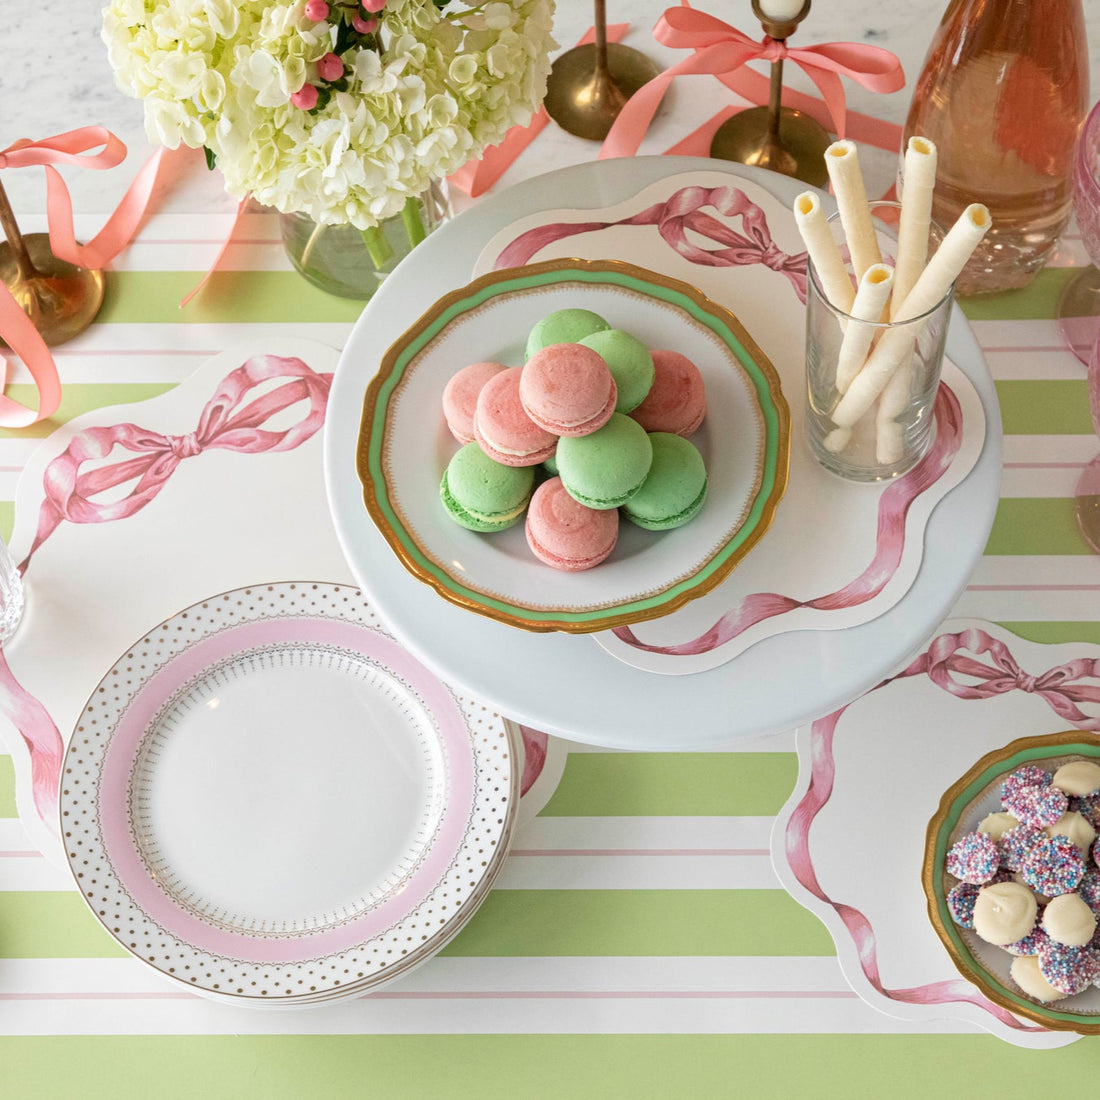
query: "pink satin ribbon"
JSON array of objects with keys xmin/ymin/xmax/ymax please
[
  {"xmin": 784, "ymin": 625, "xmax": 1100, "ymax": 1033},
  {"xmin": 612, "ymin": 383, "xmax": 963, "ymax": 655},
  {"xmin": 448, "ymin": 23, "xmax": 631, "ymax": 198},
  {"xmin": 600, "ymin": 3, "xmax": 904, "ymax": 161},
  {"xmin": 493, "ymin": 183, "xmax": 807, "ymax": 299},
  {"xmin": 5, "ymin": 354, "xmax": 331, "ymax": 837},
  {"xmin": 0, "ymin": 130, "xmax": 184, "ymax": 428},
  {"xmin": 24, "ymin": 354, "xmax": 331, "ymax": 566}
]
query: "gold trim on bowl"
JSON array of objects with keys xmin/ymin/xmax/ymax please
[
  {"xmin": 355, "ymin": 257, "xmax": 791, "ymax": 634},
  {"xmin": 922, "ymin": 728, "xmax": 1100, "ymax": 1034}
]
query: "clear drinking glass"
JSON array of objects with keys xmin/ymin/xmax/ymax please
[
  {"xmin": 0, "ymin": 533, "xmax": 24, "ymax": 644},
  {"xmin": 1057, "ymin": 98, "xmax": 1100, "ymax": 364},
  {"xmin": 805, "ymin": 202, "xmax": 954, "ymax": 482}
]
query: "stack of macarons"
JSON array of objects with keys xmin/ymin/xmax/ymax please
[{"xmin": 439, "ymin": 307, "xmax": 710, "ymax": 571}]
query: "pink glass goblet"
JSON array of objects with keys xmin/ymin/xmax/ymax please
[
  {"xmin": 1074, "ymin": 325, "xmax": 1100, "ymax": 552},
  {"xmin": 1059, "ymin": 99, "xmax": 1100, "ymax": 364}
]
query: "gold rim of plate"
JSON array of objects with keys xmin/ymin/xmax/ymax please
[
  {"xmin": 922, "ymin": 728, "xmax": 1100, "ymax": 1034},
  {"xmin": 356, "ymin": 257, "xmax": 791, "ymax": 634}
]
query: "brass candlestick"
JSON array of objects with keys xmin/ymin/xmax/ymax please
[
  {"xmin": 543, "ymin": 0, "xmax": 660, "ymax": 142},
  {"xmin": 0, "ymin": 179, "xmax": 104, "ymax": 347},
  {"xmin": 710, "ymin": 0, "xmax": 830, "ymax": 187}
]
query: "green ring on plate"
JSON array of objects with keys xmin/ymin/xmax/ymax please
[
  {"xmin": 358, "ymin": 258, "xmax": 790, "ymax": 633},
  {"xmin": 924, "ymin": 730, "xmax": 1100, "ymax": 1031}
]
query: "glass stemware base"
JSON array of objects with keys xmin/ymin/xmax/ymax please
[{"xmin": 1058, "ymin": 265, "xmax": 1100, "ymax": 364}]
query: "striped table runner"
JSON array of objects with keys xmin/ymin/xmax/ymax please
[{"xmin": 1, "ymin": 217, "xmax": 1097, "ymax": 1095}]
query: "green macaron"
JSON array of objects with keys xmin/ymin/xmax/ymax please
[
  {"xmin": 440, "ymin": 442, "xmax": 535, "ymax": 532},
  {"xmin": 622, "ymin": 432, "xmax": 708, "ymax": 531},
  {"xmin": 525, "ymin": 308, "xmax": 610, "ymax": 359},
  {"xmin": 579, "ymin": 328, "xmax": 655, "ymax": 412},
  {"xmin": 556, "ymin": 412, "xmax": 653, "ymax": 510}
]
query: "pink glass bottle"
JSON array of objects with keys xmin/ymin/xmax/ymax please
[{"xmin": 902, "ymin": 0, "xmax": 1088, "ymax": 295}]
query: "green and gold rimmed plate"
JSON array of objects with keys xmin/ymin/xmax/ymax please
[
  {"xmin": 357, "ymin": 258, "xmax": 790, "ymax": 634},
  {"xmin": 923, "ymin": 730, "xmax": 1100, "ymax": 1034}
]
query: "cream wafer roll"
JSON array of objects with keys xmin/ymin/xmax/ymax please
[
  {"xmin": 824, "ymin": 140, "xmax": 881, "ymax": 282},
  {"xmin": 875, "ymin": 363, "xmax": 909, "ymax": 464},
  {"xmin": 892, "ymin": 137, "xmax": 938, "ymax": 319},
  {"xmin": 793, "ymin": 191, "xmax": 855, "ymax": 314},
  {"xmin": 831, "ymin": 204, "xmax": 991, "ymax": 429},
  {"xmin": 835, "ymin": 263, "xmax": 894, "ymax": 394}
]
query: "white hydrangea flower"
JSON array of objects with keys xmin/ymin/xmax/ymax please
[{"xmin": 101, "ymin": 0, "xmax": 558, "ymax": 227}]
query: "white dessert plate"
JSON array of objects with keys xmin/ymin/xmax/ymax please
[
  {"xmin": 60, "ymin": 582, "xmax": 519, "ymax": 1005},
  {"xmin": 357, "ymin": 258, "xmax": 789, "ymax": 633}
]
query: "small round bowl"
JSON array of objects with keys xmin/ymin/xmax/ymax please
[{"xmin": 923, "ymin": 729, "xmax": 1100, "ymax": 1033}]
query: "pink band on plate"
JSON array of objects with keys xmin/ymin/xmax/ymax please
[{"xmin": 97, "ymin": 616, "xmax": 477, "ymax": 963}]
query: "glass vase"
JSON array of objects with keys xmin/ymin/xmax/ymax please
[{"xmin": 280, "ymin": 181, "xmax": 449, "ymax": 300}]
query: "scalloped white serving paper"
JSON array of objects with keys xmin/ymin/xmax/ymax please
[{"xmin": 474, "ymin": 172, "xmax": 987, "ymax": 674}]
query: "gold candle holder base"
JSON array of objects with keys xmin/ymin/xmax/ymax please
[
  {"xmin": 0, "ymin": 233, "xmax": 105, "ymax": 348},
  {"xmin": 544, "ymin": 42, "xmax": 660, "ymax": 142},
  {"xmin": 710, "ymin": 105, "xmax": 831, "ymax": 187}
]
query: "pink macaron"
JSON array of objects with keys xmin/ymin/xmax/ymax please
[
  {"xmin": 525, "ymin": 477, "xmax": 619, "ymax": 571},
  {"xmin": 520, "ymin": 343, "xmax": 617, "ymax": 437},
  {"xmin": 474, "ymin": 367, "xmax": 558, "ymax": 467},
  {"xmin": 628, "ymin": 349, "xmax": 707, "ymax": 436},
  {"xmin": 442, "ymin": 360, "xmax": 508, "ymax": 444}
]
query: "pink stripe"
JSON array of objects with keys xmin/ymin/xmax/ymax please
[
  {"xmin": 52, "ymin": 349, "xmax": 217, "ymax": 357},
  {"xmin": 982, "ymin": 345, "xmax": 1078, "ymax": 354},
  {"xmin": 967, "ymin": 584, "xmax": 1100, "ymax": 591},
  {"xmin": 508, "ymin": 848, "xmax": 771, "ymax": 857},
  {"xmin": 368, "ymin": 990, "xmax": 859, "ymax": 1001},
  {"xmin": 0, "ymin": 850, "xmax": 44, "ymax": 858}
]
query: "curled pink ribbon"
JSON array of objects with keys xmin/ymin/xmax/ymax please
[
  {"xmin": 0, "ymin": 129, "xmax": 184, "ymax": 428},
  {"xmin": 494, "ymin": 184, "xmax": 807, "ymax": 299},
  {"xmin": 612, "ymin": 383, "xmax": 963, "ymax": 655},
  {"xmin": 784, "ymin": 625, "xmax": 1100, "ymax": 1033},
  {"xmin": 24, "ymin": 354, "xmax": 332, "ymax": 567},
  {"xmin": 600, "ymin": 3, "xmax": 904, "ymax": 161}
]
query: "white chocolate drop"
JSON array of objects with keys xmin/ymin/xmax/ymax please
[
  {"xmin": 1053, "ymin": 760, "xmax": 1100, "ymax": 797},
  {"xmin": 978, "ymin": 811, "xmax": 1020, "ymax": 842},
  {"xmin": 1010, "ymin": 954, "xmax": 1068, "ymax": 1003},
  {"xmin": 1042, "ymin": 892, "xmax": 1097, "ymax": 947},
  {"xmin": 973, "ymin": 881, "xmax": 1037, "ymax": 946},
  {"xmin": 1044, "ymin": 810, "xmax": 1097, "ymax": 854}
]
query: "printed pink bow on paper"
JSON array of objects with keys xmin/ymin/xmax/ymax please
[
  {"xmin": 24, "ymin": 354, "xmax": 332, "ymax": 567},
  {"xmin": 0, "ymin": 129, "xmax": 184, "ymax": 428},
  {"xmin": 896, "ymin": 628, "xmax": 1100, "ymax": 730},
  {"xmin": 600, "ymin": 3, "xmax": 904, "ymax": 161},
  {"xmin": 784, "ymin": 625, "xmax": 1100, "ymax": 1035},
  {"xmin": 3, "ymin": 353, "xmax": 331, "ymax": 841},
  {"xmin": 494, "ymin": 184, "xmax": 808, "ymax": 299}
]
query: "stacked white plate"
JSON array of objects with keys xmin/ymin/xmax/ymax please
[{"xmin": 59, "ymin": 582, "xmax": 519, "ymax": 1007}]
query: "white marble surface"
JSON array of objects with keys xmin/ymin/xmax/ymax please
[{"xmin": 6, "ymin": 1, "xmax": 1100, "ymax": 217}]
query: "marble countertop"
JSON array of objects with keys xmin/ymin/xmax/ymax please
[{"xmin": 7, "ymin": 1, "xmax": 1100, "ymax": 217}]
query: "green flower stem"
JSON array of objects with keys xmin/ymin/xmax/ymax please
[
  {"xmin": 400, "ymin": 195, "xmax": 427, "ymax": 247},
  {"xmin": 360, "ymin": 224, "xmax": 394, "ymax": 268}
]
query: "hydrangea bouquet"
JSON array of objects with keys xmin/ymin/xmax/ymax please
[{"xmin": 101, "ymin": 0, "xmax": 557, "ymax": 241}]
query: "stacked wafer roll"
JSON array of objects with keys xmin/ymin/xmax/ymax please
[{"xmin": 794, "ymin": 138, "xmax": 992, "ymax": 465}]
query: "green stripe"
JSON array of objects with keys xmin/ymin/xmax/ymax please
[
  {"xmin": 0, "ymin": 755, "xmax": 15, "ymax": 817},
  {"xmin": 958, "ymin": 266, "xmax": 1074, "ymax": 321},
  {"xmin": 4, "ymin": 1035, "xmax": 1100, "ymax": 1099},
  {"xmin": 0, "ymin": 385, "xmax": 175, "ymax": 439},
  {"xmin": 0, "ymin": 502, "xmax": 13, "ymax": 542},
  {"xmin": 443, "ymin": 890, "xmax": 831, "ymax": 957},
  {"xmin": 1, "ymin": 889, "xmax": 828, "ymax": 960},
  {"xmin": 999, "ymin": 621, "xmax": 1100, "ymax": 645},
  {"xmin": 995, "ymin": 379, "xmax": 1091, "ymax": 434},
  {"xmin": 540, "ymin": 753, "xmax": 798, "ymax": 816},
  {"xmin": 984, "ymin": 498, "xmax": 1088, "ymax": 555},
  {"xmin": 0, "ymin": 894, "xmax": 128, "ymax": 958},
  {"xmin": 99, "ymin": 272, "xmax": 363, "ymax": 325}
]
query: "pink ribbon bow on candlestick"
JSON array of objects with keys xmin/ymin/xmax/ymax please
[
  {"xmin": 24, "ymin": 354, "xmax": 332, "ymax": 566},
  {"xmin": 600, "ymin": 3, "xmax": 905, "ymax": 161},
  {"xmin": 0, "ymin": 129, "xmax": 182, "ymax": 428}
]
